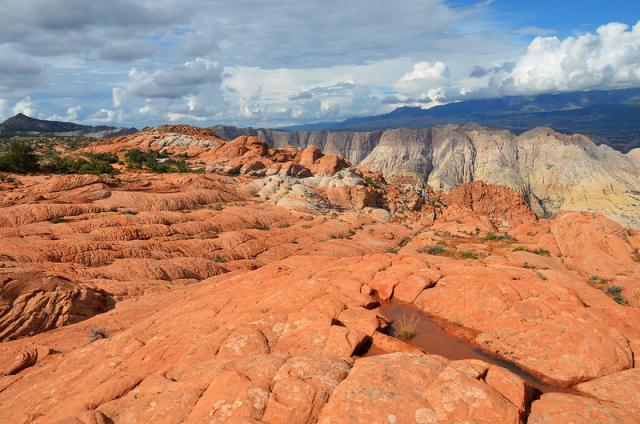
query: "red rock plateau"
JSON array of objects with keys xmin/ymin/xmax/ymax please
[{"xmin": 1, "ymin": 125, "xmax": 640, "ymax": 423}]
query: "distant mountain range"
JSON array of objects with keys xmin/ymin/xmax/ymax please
[
  {"xmin": 0, "ymin": 113, "xmax": 137, "ymax": 139},
  {"xmin": 279, "ymin": 87, "xmax": 640, "ymax": 152}
]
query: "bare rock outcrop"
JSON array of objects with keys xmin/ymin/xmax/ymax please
[
  {"xmin": 359, "ymin": 125, "xmax": 640, "ymax": 227},
  {"xmin": 1, "ymin": 125, "xmax": 640, "ymax": 422},
  {"xmin": 0, "ymin": 271, "xmax": 114, "ymax": 341},
  {"xmin": 444, "ymin": 181, "xmax": 537, "ymax": 228},
  {"xmin": 235, "ymin": 124, "xmax": 640, "ymax": 227}
]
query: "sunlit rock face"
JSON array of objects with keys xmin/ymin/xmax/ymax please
[{"xmin": 0, "ymin": 124, "xmax": 639, "ymax": 423}]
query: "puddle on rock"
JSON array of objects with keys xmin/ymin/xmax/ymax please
[{"xmin": 378, "ymin": 301, "xmax": 570, "ymax": 394}]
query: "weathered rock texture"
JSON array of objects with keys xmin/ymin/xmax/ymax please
[
  {"xmin": 0, "ymin": 125, "xmax": 639, "ymax": 423},
  {"xmin": 214, "ymin": 125, "xmax": 640, "ymax": 227}
]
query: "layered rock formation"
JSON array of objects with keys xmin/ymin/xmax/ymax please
[
  {"xmin": 1, "ymin": 125, "xmax": 640, "ymax": 422},
  {"xmin": 213, "ymin": 125, "xmax": 640, "ymax": 227}
]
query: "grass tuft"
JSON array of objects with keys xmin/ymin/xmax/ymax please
[{"xmin": 396, "ymin": 311, "xmax": 420, "ymax": 340}]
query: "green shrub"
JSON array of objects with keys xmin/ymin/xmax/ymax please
[
  {"xmin": 387, "ymin": 248, "xmax": 398, "ymax": 254},
  {"xmin": 530, "ymin": 248, "xmax": 550, "ymax": 256},
  {"xmin": 512, "ymin": 246, "xmax": 550, "ymax": 256},
  {"xmin": 418, "ymin": 244, "xmax": 448, "ymax": 255},
  {"xmin": 213, "ymin": 255, "xmax": 227, "ymax": 263},
  {"xmin": 398, "ymin": 237, "xmax": 411, "ymax": 247},
  {"xmin": 41, "ymin": 154, "xmax": 117, "ymax": 176},
  {"xmin": 85, "ymin": 152, "xmax": 118, "ymax": 163},
  {"xmin": 536, "ymin": 271, "xmax": 548, "ymax": 281},
  {"xmin": 124, "ymin": 149, "xmax": 189, "ymax": 173},
  {"xmin": 49, "ymin": 215, "xmax": 65, "ymax": 224},
  {"xmin": 458, "ymin": 250, "xmax": 478, "ymax": 260},
  {"xmin": 362, "ymin": 176, "xmax": 384, "ymax": 190},
  {"xmin": 588, "ymin": 276, "xmax": 626, "ymax": 305},
  {"xmin": 0, "ymin": 140, "xmax": 39, "ymax": 173},
  {"xmin": 605, "ymin": 285, "xmax": 627, "ymax": 305},
  {"xmin": 88, "ymin": 327, "xmax": 109, "ymax": 341}
]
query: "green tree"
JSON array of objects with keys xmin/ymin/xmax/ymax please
[{"xmin": 0, "ymin": 140, "xmax": 40, "ymax": 173}]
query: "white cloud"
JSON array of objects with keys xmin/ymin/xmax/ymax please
[
  {"xmin": 461, "ymin": 21, "xmax": 640, "ymax": 97},
  {"xmin": 397, "ymin": 62, "xmax": 449, "ymax": 87},
  {"xmin": 3, "ymin": 0, "xmax": 639, "ymax": 128},
  {"xmin": 112, "ymin": 88, "xmax": 125, "ymax": 108},
  {"xmin": 48, "ymin": 105, "xmax": 81, "ymax": 122},
  {"xmin": 394, "ymin": 61, "xmax": 452, "ymax": 104},
  {"xmin": 507, "ymin": 22, "xmax": 640, "ymax": 93},
  {"xmin": 12, "ymin": 97, "xmax": 37, "ymax": 116},
  {"xmin": 90, "ymin": 108, "xmax": 119, "ymax": 123}
]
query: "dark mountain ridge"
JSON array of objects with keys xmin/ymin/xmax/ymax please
[{"xmin": 0, "ymin": 113, "xmax": 137, "ymax": 138}]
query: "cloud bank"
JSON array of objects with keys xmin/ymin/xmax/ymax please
[{"xmin": 0, "ymin": 0, "xmax": 639, "ymax": 127}]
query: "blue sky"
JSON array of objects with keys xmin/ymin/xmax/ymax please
[
  {"xmin": 450, "ymin": 0, "xmax": 640, "ymax": 36},
  {"xmin": 0, "ymin": 0, "xmax": 639, "ymax": 128}
]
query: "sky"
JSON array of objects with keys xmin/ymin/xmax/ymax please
[{"xmin": 0, "ymin": 0, "xmax": 639, "ymax": 128}]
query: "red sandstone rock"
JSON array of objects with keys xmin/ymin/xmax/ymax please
[
  {"xmin": 445, "ymin": 181, "xmax": 537, "ymax": 228},
  {"xmin": 0, "ymin": 126, "xmax": 638, "ymax": 422},
  {"xmin": 318, "ymin": 354, "xmax": 523, "ymax": 423}
]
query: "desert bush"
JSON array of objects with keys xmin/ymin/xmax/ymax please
[
  {"xmin": 588, "ymin": 276, "xmax": 627, "ymax": 305},
  {"xmin": 85, "ymin": 152, "xmax": 118, "ymax": 163},
  {"xmin": 536, "ymin": 271, "xmax": 548, "ymax": 281},
  {"xmin": 41, "ymin": 154, "xmax": 117, "ymax": 176},
  {"xmin": 88, "ymin": 327, "xmax": 109, "ymax": 341},
  {"xmin": 418, "ymin": 244, "xmax": 448, "ymax": 255},
  {"xmin": 124, "ymin": 149, "xmax": 190, "ymax": 173},
  {"xmin": 512, "ymin": 246, "xmax": 550, "ymax": 256},
  {"xmin": 362, "ymin": 176, "xmax": 384, "ymax": 190},
  {"xmin": 398, "ymin": 237, "xmax": 412, "ymax": 247},
  {"xmin": 458, "ymin": 250, "xmax": 478, "ymax": 259},
  {"xmin": 49, "ymin": 215, "xmax": 65, "ymax": 224},
  {"xmin": 605, "ymin": 285, "xmax": 627, "ymax": 305},
  {"xmin": 0, "ymin": 140, "xmax": 39, "ymax": 173}
]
